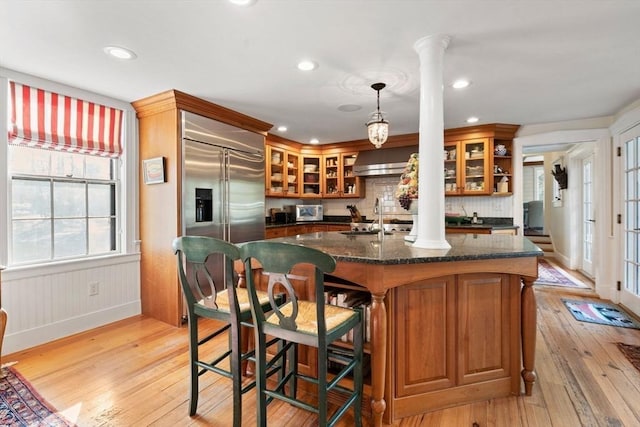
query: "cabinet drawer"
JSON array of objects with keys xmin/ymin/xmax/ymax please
[{"xmin": 265, "ymin": 227, "xmax": 287, "ymax": 239}]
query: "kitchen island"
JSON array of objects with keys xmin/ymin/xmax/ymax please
[{"xmin": 264, "ymin": 231, "xmax": 542, "ymax": 426}]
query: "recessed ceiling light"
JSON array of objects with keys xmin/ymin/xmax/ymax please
[
  {"xmin": 103, "ymin": 46, "xmax": 137, "ymax": 60},
  {"xmin": 277, "ymin": 125, "xmax": 287, "ymax": 132},
  {"xmin": 228, "ymin": 0, "xmax": 257, "ymax": 6},
  {"xmin": 309, "ymin": 138, "xmax": 320, "ymax": 144},
  {"xmin": 337, "ymin": 104, "xmax": 362, "ymax": 112},
  {"xmin": 466, "ymin": 117, "xmax": 479, "ymax": 123},
  {"xmin": 297, "ymin": 60, "xmax": 318, "ymax": 71},
  {"xmin": 452, "ymin": 79, "xmax": 470, "ymax": 89}
]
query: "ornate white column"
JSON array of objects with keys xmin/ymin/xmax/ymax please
[{"xmin": 412, "ymin": 34, "xmax": 451, "ymax": 249}]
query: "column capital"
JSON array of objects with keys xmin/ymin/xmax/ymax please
[{"xmin": 413, "ymin": 34, "xmax": 451, "ymax": 53}]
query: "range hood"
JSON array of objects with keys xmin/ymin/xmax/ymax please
[{"xmin": 353, "ymin": 145, "xmax": 418, "ymax": 176}]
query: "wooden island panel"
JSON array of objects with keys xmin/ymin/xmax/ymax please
[
  {"xmin": 390, "ymin": 272, "xmax": 521, "ymax": 419},
  {"xmin": 395, "ymin": 276, "xmax": 456, "ymax": 397},
  {"xmin": 263, "ymin": 231, "xmax": 542, "ymax": 426}
]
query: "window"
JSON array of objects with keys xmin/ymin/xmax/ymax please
[
  {"xmin": 8, "ymin": 146, "xmax": 118, "ymax": 264},
  {"xmin": 533, "ymin": 166, "xmax": 545, "ymax": 201},
  {"xmin": 523, "ymin": 163, "xmax": 545, "ymax": 202},
  {"xmin": 7, "ymin": 81, "xmax": 123, "ymax": 266}
]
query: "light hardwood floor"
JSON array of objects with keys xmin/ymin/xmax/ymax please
[{"xmin": 6, "ymin": 265, "xmax": 640, "ymax": 426}]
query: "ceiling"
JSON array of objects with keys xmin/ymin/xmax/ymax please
[{"xmin": 2, "ymin": 1, "xmax": 640, "ymax": 145}]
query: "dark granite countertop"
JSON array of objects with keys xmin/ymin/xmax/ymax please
[
  {"xmin": 445, "ymin": 224, "xmax": 519, "ymax": 230},
  {"xmin": 265, "ymin": 231, "xmax": 542, "ymax": 265},
  {"xmin": 266, "ymin": 221, "xmax": 352, "ymax": 228},
  {"xmin": 266, "ymin": 216, "xmax": 516, "ymax": 230},
  {"xmin": 267, "ymin": 222, "xmax": 518, "ymax": 230}
]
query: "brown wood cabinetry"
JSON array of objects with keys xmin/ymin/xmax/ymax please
[
  {"xmin": 322, "ymin": 153, "xmax": 341, "ymax": 197},
  {"xmin": 327, "ymin": 224, "xmax": 351, "ymax": 232},
  {"xmin": 265, "ymin": 137, "xmax": 364, "ymax": 199},
  {"xmin": 322, "ymin": 151, "xmax": 363, "ymax": 198},
  {"xmin": 341, "ymin": 152, "xmax": 361, "ymax": 197},
  {"xmin": 445, "ymin": 226, "xmax": 517, "ymax": 235},
  {"xmin": 395, "ymin": 276, "xmax": 456, "ymax": 397},
  {"xmin": 266, "ymin": 124, "xmax": 518, "ymax": 199},
  {"xmin": 244, "ymin": 247, "xmax": 527, "ymax": 423},
  {"xmin": 393, "ymin": 272, "xmax": 521, "ymax": 419},
  {"xmin": 305, "ymin": 224, "xmax": 329, "ymax": 233},
  {"xmin": 444, "ymin": 124, "xmax": 519, "ymax": 196},
  {"xmin": 266, "ymin": 145, "xmax": 301, "ymax": 197},
  {"xmin": 265, "ymin": 224, "xmax": 350, "ymax": 239},
  {"xmin": 443, "ymin": 141, "xmax": 460, "ymax": 194},
  {"xmin": 132, "ymin": 89, "xmax": 271, "ymax": 326},
  {"xmin": 265, "ymin": 227, "xmax": 288, "ymax": 239},
  {"xmin": 461, "ymin": 138, "xmax": 491, "ymax": 194},
  {"xmin": 301, "ymin": 153, "xmax": 322, "ymax": 197},
  {"xmin": 256, "ymin": 233, "xmax": 539, "ymax": 426}
]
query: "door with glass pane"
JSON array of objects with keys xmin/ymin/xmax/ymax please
[
  {"xmin": 620, "ymin": 126, "xmax": 640, "ymax": 314},
  {"xmin": 581, "ymin": 155, "xmax": 595, "ymax": 277}
]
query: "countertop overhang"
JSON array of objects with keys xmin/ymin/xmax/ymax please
[{"xmin": 264, "ymin": 231, "xmax": 542, "ymax": 265}]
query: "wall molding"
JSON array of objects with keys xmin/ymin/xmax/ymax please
[{"xmin": 3, "ymin": 302, "xmax": 141, "ymax": 355}]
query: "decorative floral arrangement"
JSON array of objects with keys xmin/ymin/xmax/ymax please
[{"xmin": 395, "ymin": 153, "xmax": 418, "ymax": 210}]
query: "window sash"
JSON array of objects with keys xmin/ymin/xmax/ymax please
[{"xmin": 10, "ymin": 174, "xmax": 118, "ymax": 265}]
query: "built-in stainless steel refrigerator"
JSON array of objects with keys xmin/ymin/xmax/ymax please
[{"xmin": 181, "ymin": 111, "xmax": 265, "ymax": 291}]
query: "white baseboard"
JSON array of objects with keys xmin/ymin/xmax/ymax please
[{"xmin": 2, "ymin": 301, "xmax": 141, "ymax": 356}]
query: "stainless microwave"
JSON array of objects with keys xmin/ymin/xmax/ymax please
[{"xmin": 296, "ymin": 204, "xmax": 323, "ymax": 222}]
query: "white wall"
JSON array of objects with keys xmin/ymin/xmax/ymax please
[
  {"xmin": 0, "ymin": 69, "xmax": 141, "ymax": 355},
  {"xmin": 514, "ymin": 126, "xmax": 612, "ymax": 298},
  {"xmin": 2, "ymin": 255, "xmax": 140, "ymax": 355},
  {"xmin": 544, "ymin": 151, "xmax": 569, "ymax": 261}
]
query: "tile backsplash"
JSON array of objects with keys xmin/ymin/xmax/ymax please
[{"xmin": 267, "ymin": 176, "xmax": 514, "ymax": 220}]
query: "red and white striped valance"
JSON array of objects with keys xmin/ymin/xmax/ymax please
[{"xmin": 8, "ymin": 81, "xmax": 123, "ymax": 158}]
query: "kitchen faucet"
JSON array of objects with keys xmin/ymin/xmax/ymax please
[{"xmin": 374, "ymin": 197, "xmax": 384, "ymax": 241}]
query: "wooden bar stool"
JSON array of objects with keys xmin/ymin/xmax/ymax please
[
  {"xmin": 240, "ymin": 241, "xmax": 363, "ymax": 427},
  {"xmin": 173, "ymin": 236, "xmax": 282, "ymax": 427}
]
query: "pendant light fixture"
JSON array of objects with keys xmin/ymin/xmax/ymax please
[{"xmin": 366, "ymin": 82, "xmax": 389, "ymax": 148}]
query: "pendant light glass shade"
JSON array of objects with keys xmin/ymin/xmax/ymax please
[
  {"xmin": 367, "ymin": 113, "xmax": 389, "ymax": 148},
  {"xmin": 366, "ymin": 83, "xmax": 389, "ymax": 148}
]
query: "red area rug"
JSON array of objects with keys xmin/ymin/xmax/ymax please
[
  {"xmin": 0, "ymin": 366, "xmax": 75, "ymax": 426},
  {"xmin": 535, "ymin": 258, "xmax": 589, "ymax": 288},
  {"xmin": 617, "ymin": 342, "xmax": 640, "ymax": 373}
]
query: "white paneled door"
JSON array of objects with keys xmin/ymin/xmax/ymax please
[{"xmin": 621, "ymin": 125, "xmax": 640, "ymax": 314}]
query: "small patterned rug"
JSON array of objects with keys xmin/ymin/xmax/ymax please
[
  {"xmin": 535, "ymin": 258, "xmax": 589, "ymax": 288},
  {"xmin": 563, "ymin": 299, "xmax": 640, "ymax": 329},
  {"xmin": 0, "ymin": 366, "xmax": 75, "ymax": 426},
  {"xmin": 616, "ymin": 342, "xmax": 640, "ymax": 373}
]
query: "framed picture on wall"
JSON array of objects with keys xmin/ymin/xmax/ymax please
[{"xmin": 143, "ymin": 157, "xmax": 165, "ymax": 185}]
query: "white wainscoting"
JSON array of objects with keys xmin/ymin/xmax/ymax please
[{"xmin": 2, "ymin": 253, "xmax": 141, "ymax": 355}]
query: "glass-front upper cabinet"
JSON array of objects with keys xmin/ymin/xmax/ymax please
[
  {"xmin": 301, "ymin": 154, "xmax": 322, "ymax": 197},
  {"xmin": 461, "ymin": 138, "xmax": 491, "ymax": 195},
  {"xmin": 323, "ymin": 154, "xmax": 340, "ymax": 198},
  {"xmin": 341, "ymin": 152, "xmax": 363, "ymax": 198},
  {"xmin": 284, "ymin": 151, "xmax": 300, "ymax": 197},
  {"xmin": 444, "ymin": 142, "xmax": 461, "ymax": 195},
  {"xmin": 266, "ymin": 146, "xmax": 286, "ymax": 197},
  {"xmin": 266, "ymin": 145, "xmax": 301, "ymax": 197},
  {"xmin": 322, "ymin": 152, "xmax": 363, "ymax": 198}
]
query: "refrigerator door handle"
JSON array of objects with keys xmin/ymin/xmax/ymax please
[{"xmin": 223, "ymin": 149, "xmax": 231, "ymax": 242}]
